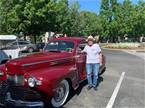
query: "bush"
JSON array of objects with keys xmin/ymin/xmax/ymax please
[{"xmin": 103, "ymin": 43, "xmax": 140, "ymax": 49}]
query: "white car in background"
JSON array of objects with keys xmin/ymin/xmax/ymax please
[
  {"xmin": 0, "ymin": 35, "xmax": 37, "ymax": 59},
  {"xmin": 0, "ymin": 35, "xmax": 20, "ymax": 59},
  {"xmin": 4, "ymin": 40, "xmax": 37, "ymax": 53}
]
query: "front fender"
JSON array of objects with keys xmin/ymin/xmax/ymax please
[{"xmin": 24, "ymin": 65, "xmax": 78, "ymax": 97}]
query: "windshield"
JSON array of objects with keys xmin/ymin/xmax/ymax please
[{"xmin": 44, "ymin": 41, "xmax": 74, "ymax": 52}]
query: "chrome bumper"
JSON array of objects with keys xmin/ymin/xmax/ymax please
[
  {"xmin": 0, "ymin": 82, "xmax": 44, "ymax": 108},
  {"xmin": 5, "ymin": 92, "xmax": 44, "ymax": 108}
]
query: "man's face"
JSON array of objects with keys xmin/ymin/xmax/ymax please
[{"xmin": 88, "ymin": 40, "xmax": 93, "ymax": 46}]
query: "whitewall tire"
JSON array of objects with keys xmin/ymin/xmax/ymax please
[{"xmin": 51, "ymin": 79, "xmax": 70, "ymax": 108}]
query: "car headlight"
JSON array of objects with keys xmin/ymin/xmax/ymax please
[
  {"xmin": 0, "ymin": 71, "xmax": 4, "ymax": 77},
  {"xmin": 28, "ymin": 77, "xmax": 42, "ymax": 88}
]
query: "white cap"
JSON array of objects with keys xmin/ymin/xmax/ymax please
[{"xmin": 86, "ymin": 35, "xmax": 95, "ymax": 41}]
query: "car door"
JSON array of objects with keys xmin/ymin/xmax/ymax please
[{"xmin": 75, "ymin": 42, "xmax": 87, "ymax": 81}]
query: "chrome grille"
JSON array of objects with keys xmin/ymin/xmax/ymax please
[
  {"xmin": 7, "ymin": 75, "xmax": 24, "ymax": 86},
  {"xmin": 0, "ymin": 81, "xmax": 8, "ymax": 105}
]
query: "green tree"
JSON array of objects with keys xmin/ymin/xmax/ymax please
[
  {"xmin": 55, "ymin": 0, "xmax": 70, "ymax": 35},
  {"xmin": 68, "ymin": 1, "xmax": 80, "ymax": 36},
  {"xmin": 79, "ymin": 11, "xmax": 102, "ymax": 36},
  {"xmin": 100, "ymin": 0, "xmax": 111, "ymax": 40}
]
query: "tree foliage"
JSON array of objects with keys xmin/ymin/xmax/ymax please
[
  {"xmin": 100, "ymin": 0, "xmax": 145, "ymax": 42},
  {"xmin": 0, "ymin": 0, "xmax": 145, "ymax": 42}
]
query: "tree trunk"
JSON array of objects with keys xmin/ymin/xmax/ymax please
[{"xmin": 34, "ymin": 35, "xmax": 37, "ymax": 44}]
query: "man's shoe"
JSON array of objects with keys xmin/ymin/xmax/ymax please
[
  {"xmin": 94, "ymin": 86, "xmax": 98, "ymax": 91},
  {"xmin": 87, "ymin": 86, "xmax": 93, "ymax": 90}
]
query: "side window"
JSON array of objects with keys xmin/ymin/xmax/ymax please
[
  {"xmin": 77, "ymin": 42, "xmax": 87, "ymax": 54},
  {"xmin": 79, "ymin": 44, "xmax": 85, "ymax": 50},
  {"xmin": 78, "ymin": 41, "xmax": 87, "ymax": 50}
]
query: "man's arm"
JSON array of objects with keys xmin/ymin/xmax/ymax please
[
  {"xmin": 97, "ymin": 44, "xmax": 102, "ymax": 66},
  {"xmin": 99, "ymin": 52, "xmax": 103, "ymax": 66}
]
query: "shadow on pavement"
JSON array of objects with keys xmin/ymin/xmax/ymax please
[
  {"xmin": 44, "ymin": 76, "xmax": 104, "ymax": 108},
  {"xmin": 64, "ymin": 76, "xmax": 104, "ymax": 107}
]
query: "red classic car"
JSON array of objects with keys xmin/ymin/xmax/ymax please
[{"xmin": 0, "ymin": 37, "xmax": 106, "ymax": 108}]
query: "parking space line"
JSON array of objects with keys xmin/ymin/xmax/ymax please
[{"xmin": 106, "ymin": 72, "xmax": 125, "ymax": 108}]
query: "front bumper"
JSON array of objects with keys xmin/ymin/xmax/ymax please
[
  {"xmin": 5, "ymin": 94, "xmax": 44, "ymax": 108},
  {"xmin": 0, "ymin": 82, "xmax": 44, "ymax": 108}
]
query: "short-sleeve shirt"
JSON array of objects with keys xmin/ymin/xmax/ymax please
[{"xmin": 83, "ymin": 44, "xmax": 101, "ymax": 64}]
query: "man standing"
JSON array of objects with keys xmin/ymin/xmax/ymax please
[{"xmin": 82, "ymin": 36, "xmax": 102, "ymax": 91}]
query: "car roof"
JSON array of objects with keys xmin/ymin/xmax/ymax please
[
  {"xmin": 49, "ymin": 37, "xmax": 86, "ymax": 43},
  {"xmin": 0, "ymin": 35, "xmax": 17, "ymax": 40}
]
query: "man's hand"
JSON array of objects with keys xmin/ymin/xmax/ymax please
[
  {"xmin": 81, "ymin": 50, "xmax": 84, "ymax": 53},
  {"xmin": 81, "ymin": 50, "xmax": 87, "ymax": 54}
]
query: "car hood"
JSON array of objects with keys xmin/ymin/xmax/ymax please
[{"xmin": 6, "ymin": 52, "xmax": 73, "ymax": 75}]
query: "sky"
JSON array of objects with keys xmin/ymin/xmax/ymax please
[{"xmin": 69, "ymin": 0, "xmax": 145, "ymax": 14}]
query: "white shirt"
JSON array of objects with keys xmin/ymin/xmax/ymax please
[{"xmin": 83, "ymin": 44, "xmax": 101, "ymax": 64}]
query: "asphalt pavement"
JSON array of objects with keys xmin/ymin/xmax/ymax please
[{"xmin": 63, "ymin": 49, "xmax": 145, "ymax": 108}]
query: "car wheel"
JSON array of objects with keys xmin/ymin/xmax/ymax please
[
  {"xmin": 51, "ymin": 79, "xmax": 70, "ymax": 108},
  {"xmin": 28, "ymin": 48, "xmax": 34, "ymax": 53}
]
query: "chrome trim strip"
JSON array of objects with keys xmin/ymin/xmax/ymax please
[
  {"xmin": 0, "ymin": 103, "xmax": 4, "ymax": 106},
  {"xmin": 22, "ymin": 57, "xmax": 73, "ymax": 67}
]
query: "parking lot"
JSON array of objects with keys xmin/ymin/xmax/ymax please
[{"xmin": 63, "ymin": 49, "xmax": 145, "ymax": 108}]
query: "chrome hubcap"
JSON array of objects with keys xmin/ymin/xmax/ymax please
[{"xmin": 54, "ymin": 84, "xmax": 66, "ymax": 102}]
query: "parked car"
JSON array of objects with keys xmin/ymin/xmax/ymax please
[
  {"xmin": 2, "ymin": 40, "xmax": 37, "ymax": 53},
  {"xmin": 0, "ymin": 35, "xmax": 17, "ymax": 49},
  {"xmin": 0, "ymin": 37, "xmax": 106, "ymax": 108}
]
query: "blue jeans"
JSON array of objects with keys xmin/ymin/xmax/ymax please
[{"xmin": 86, "ymin": 63, "xmax": 100, "ymax": 87}]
